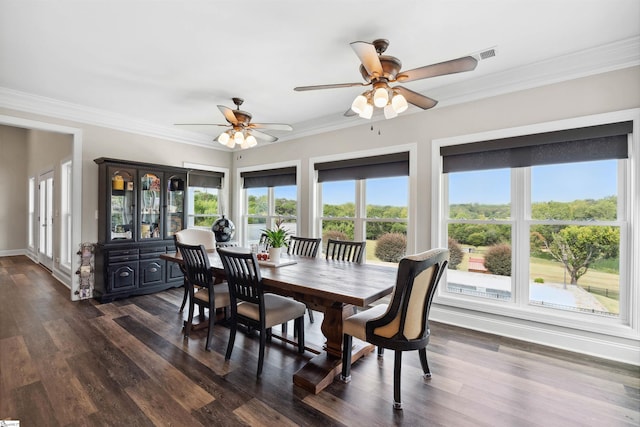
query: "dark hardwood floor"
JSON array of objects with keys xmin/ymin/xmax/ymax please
[{"xmin": 1, "ymin": 255, "xmax": 638, "ymax": 426}]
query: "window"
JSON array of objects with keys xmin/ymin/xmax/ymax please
[
  {"xmin": 241, "ymin": 167, "xmax": 297, "ymax": 243},
  {"xmin": 186, "ymin": 170, "xmax": 224, "ymax": 229},
  {"xmin": 437, "ymin": 119, "xmax": 633, "ymax": 326},
  {"xmin": 60, "ymin": 160, "xmax": 72, "ymax": 270},
  {"xmin": 316, "ymin": 152, "xmax": 409, "ymax": 264}
]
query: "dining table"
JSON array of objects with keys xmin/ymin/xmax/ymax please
[{"xmin": 161, "ymin": 248, "xmax": 397, "ymax": 394}]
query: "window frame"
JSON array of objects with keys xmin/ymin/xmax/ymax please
[
  {"xmin": 431, "ymin": 109, "xmax": 639, "ymax": 340},
  {"xmin": 59, "ymin": 159, "xmax": 73, "ymax": 272},
  {"xmin": 311, "ymin": 144, "xmax": 418, "ymax": 260},
  {"xmin": 182, "ymin": 163, "xmax": 228, "ymax": 230},
  {"xmin": 237, "ymin": 161, "xmax": 301, "ymax": 246}
]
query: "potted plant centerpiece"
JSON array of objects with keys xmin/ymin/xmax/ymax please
[{"xmin": 262, "ymin": 219, "xmax": 289, "ymax": 264}]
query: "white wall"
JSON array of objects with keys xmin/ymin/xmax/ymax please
[{"xmin": 0, "ymin": 125, "xmax": 28, "ymax": 253}]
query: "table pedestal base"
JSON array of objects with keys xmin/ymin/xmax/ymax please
[{"xmin": 293, "ymin": 340, "xmax": 373, "ymax": 394}]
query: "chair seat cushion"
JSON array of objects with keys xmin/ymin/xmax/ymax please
[
  {"xmin": 343, "ymin": 304, "xmax": 388, "ymax": 341},
  {"xmin": 194, "ymin": 282, "xmax": 231, "ymax": 307},
  {"xmin": 237, "ymin": 293, "xmax": 306, "ymax": 328}
]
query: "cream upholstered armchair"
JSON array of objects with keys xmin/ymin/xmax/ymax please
[
  {"xmin": 174, "ymin": 228, "xmax": 217, "ymax": 312},
  {"xmin": 340, "ymin": 248, "xmax": 449, "ymax": 410}
]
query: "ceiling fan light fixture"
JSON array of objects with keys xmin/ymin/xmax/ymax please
[
  {"xmin": 373, "ymin": 87, "xmax": 389, "ymax": 108},
  {"xmin": 359, "ymin": 103, "xmax": 374, "ymax": 119},
  {"xmin": 217, "ymin": 131, "xmax": 230, "ymax": 145},
  {"xmin": 225, "ymin": 138, "xmax": 235, "ymax": 148},
  {"xmin": 245, "ymin": 134, "xmax": 258, "ymax": 148},
  {"xmin": 384, "ymin": 103, "xmax": 398, "ymax": 119},
  {"xmin": 233, "ymin": 130, "xmax": 244, "ymax": 145},
  {"xmin": 391, "ymin": 93, "xmax": 408, "ymax": 113},
  {"xmin": 351, "ymin": 95, "xmax": 368, "ymax": 114}
]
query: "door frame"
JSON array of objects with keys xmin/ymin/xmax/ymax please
[
  {"xmin": 37, "ymin": 169, "xmax": 54, "ymax": 270},
  {"xmin": 0, "ymin": 114, "xmax": 83, "ymax": 300}
]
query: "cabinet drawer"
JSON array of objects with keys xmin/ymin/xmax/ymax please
[
  {"xmin": 109, "ymin": 248, "xmax": 139, "ymax": 257},
  {"xmin": 107, "ymin": 262, "xmax": 137, "ymax": 291},
  {"xmin": 139, "ymin": 246, "xmax": 166, "ymax": 259},
  {"xmin": 140, "ymin": 259, "xmax": 165, "ymax": 287}
]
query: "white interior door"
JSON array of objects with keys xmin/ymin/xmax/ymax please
[{"xmin": 38, "ymin": 171, "xmax": 54, "ymax": 270}]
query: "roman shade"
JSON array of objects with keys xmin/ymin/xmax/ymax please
[
  {"xmin": 441, "ymin": 121, "xmax": 632, "ymax": 173},
  {"xmin": 315, "ymin": 152, "xmax": 409, "ymax": 182},
  {"xmin": 241, "ymin": 167, "xmax": 296, "ymax": 188},
  {"xmin": 188, "ymin": 171, "xmax": 224, "ymax": 188}
]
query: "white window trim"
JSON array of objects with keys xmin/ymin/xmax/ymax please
[
  {"xmin": 309, "ymin": 143, "xmax": 418, "ymax": 254},
  {"xmin": 59, "ymin": 158, "xmax": 73, "ymax": 273},
  {"xmin": 431, "ymin": 109, "xmax": 640, "ymax": 365},
  {"xmin": 235, "ymin": 160, "xmax": 301, "ymax": 246},
  {"xmin": 183, "ymin": 162, "xmax": 229, "ymax": 229}
]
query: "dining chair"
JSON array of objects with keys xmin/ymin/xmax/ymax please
[
  {"xmin": 176, "ymin": 242, "xmax": 230, "ymax": 351},
  {"xmin": 217, "ymin": 248, "xmax": 306, "ymax": 377},
  {"xmin": 174, "ymin": 228, "xmax": 217, "ymax": 313},
  {"xmin": 325, "ymin": 239, "xmax": 366, "ymax": 264},
  {"xmin": 340, "ymin": 248, "xmax": 449, "ymax": 410},
  {"xmin": 286, "ymin": 236, "xmax": 322, "ymax": 325}
]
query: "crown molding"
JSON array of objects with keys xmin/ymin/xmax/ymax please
[{"xmin": 1, "ymin": 37, "xmax": 638, "ymax": 147}]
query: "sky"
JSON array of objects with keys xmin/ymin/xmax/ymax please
[
  {"xmin": 449, "ymin": 159, "xmax": 617, "ymax": 205},
  {"xmin": 272, "ymin": 159, "xmax": 617, "ymax": 207}
]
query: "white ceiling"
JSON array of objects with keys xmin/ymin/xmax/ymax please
[{"xmin": 1, "ymin": 0, "xmax": 639, "ymax": 148}]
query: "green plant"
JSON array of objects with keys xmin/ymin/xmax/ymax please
[
  {"xmin": 484, "ymin": 243, "xmax": 512, "ymax": 276},
  {"xmin": 374, "ymin": 233, "xmax": 407, "ymax": 263},
  {"xmin": 534, "ymin": 277, "xmax": 544, "ymax": 283},
  {"xmin": 262, "ymin": 220, "xmax": 289, "ymax": 248},
  {"xmin": 448, "ymin": 237, "xmax": 464, "ymax": 270}
]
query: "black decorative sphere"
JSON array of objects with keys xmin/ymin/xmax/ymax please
[{"xmin": 211, "ymin": 215, "xmax": 235, "ymax": 242}]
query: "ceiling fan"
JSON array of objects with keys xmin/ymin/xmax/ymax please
[
  {"xmin": 294, "ymin": 39, "xmax": 485, "ymax": 119},
  {"xmin": 175, "ymin": 97, "xmax": 293, "ymax": 149}
]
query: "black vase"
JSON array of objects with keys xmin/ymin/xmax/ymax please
[{"xmin": 211, "ymin": 215, "xmax": 235, "ymax": 242}]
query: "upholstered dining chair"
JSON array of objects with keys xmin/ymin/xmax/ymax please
[
  {"xmin": 287, "ymin": 236, "xmax": 322, "ymax": 325},
  {"xmin": 325, "ymin": 239, "xmax": 366, "ymax": 264},
  {"xmin": 174, "ymin": 228, "xmax": 217, "ymax": 312},
  {"xmin": 176, "ymin": 242, "xmax": 230, "ymax": 351},
  {"xmin": 340, "ymin": 248, "xmax": 449, "ymax": 410},
  {"xmin": 217, "ymin": 248, "xmax": 306, "ymax": 377}
]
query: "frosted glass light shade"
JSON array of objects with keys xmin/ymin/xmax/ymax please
[
  {"xmin": 225, "ymin": 138, "xmax": 235, "ymax": 148},
  {"xmin": 351, "ymin": 95, "xmax": 368, "ymax": 114},
  {"xmin": 359, "ymin": 103, "xmax": 373, "ymax": 119},
  {"xmin": 391, "ymin": 93, "xmax": 408, "ymax": 113},
  {"xmin": 218, "ymin": 132, "xmax": 230, "ymax": 145},
  {"xmin": 246, "ymin": 135, "xmax": 257, "ymax": 147},
  {"xmin": 373, "ymin": 87, "xmax": 389, "ymax": 108},
  {"xmin": 233, "ymin": 131, "xmax": 244, "ymax": 145},
  {"xmin": 384, "ymin": 104, "xmax": 398, "ymax": 119}
]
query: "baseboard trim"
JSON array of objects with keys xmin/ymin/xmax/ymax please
[{"xmin": 431, "ymin": 304, "xmax": 640, "ymax": 366}]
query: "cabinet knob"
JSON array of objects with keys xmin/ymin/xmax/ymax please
[
  {"xmin": 119, "ymin": 271, "xmax": 130, "ymax": 277},
  {"xmin": 149, "ymin": 267, "xmax": 158, "ymax": 273}
]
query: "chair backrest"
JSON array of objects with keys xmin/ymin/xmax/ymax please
[
  {"xmin": 175, "ymin": 228, "xmax": 216, "ymax": 249},
  {"xmin": 287, "ymin": 236, "xmax": 321, "ymax": 257},
  {"xmin": 217, "ymin": 248, "xmax": 264, "ymax": 308},
  {"xmin": 325, "ymin": 239, "xmax": 366, "ymax": 263},
  {"xmin": 366, "ymin": 248, "xmax": 449, "ymax": 351},
  {"xmin": 176, "ymin": 242, "xmax": 215, "ymax": 288},
  {"xmin": 258, "ymin": 233, "xmax": 271, "ymax": 251}
]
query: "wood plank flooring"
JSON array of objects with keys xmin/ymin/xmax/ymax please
[{"xmin": 1, "ymin": 255, "xmax": 638, "ymax": 426}]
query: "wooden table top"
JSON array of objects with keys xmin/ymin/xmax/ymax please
[{"xmin": 161, "ymin": 249, "xmax": 396, "ymax": 308}]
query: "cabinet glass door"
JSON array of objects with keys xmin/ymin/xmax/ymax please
[
  {"xmin": 140, "ymin": 172, "xmax": 162, "ymax": 240},
  {"xmin": 110, "ymin": 169, "xmax": 135, "ymax": 241},
  {"xmin": 166, "ymin": 174, "xmax": 185, "ymax": 237}
]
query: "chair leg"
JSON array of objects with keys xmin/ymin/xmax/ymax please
[
  {"xmin": 295, "ymin": 316, "xmax": 305, "ymax": 353},
  {"xmin": 307, "ymin": 308, "xmax": 314, "ymax": 323},
  {"xmin": 378, "ymin": 347, "xmax": 384, "ymax": 357},
  {"xmin": 281, "ymin": 321, "xmax": 288, "ymax": 335},
  {"xmin": 257, "ymin": 326, "xmax": 266, "ymax": 377},
  {"xmin": 340, "ymin": 334, "xmax": 352, "ymax": 382},
  {"xmin": 184, "ymin": 285, "xmax": 196, "ymax": 338},
  {"xmin": 393, "ymin": 350, "xmax": 403, "ymax": 410},
  {"xmin": 179, "ymin": 279, "xmax": 189, "ymax": 312},
  {"xmin": 225, "ymin": 321, "xmax": 237, "ymax": 361},
  {"xmin": 418, "ymin": 348, "xmax": 431, "ymax": 379},
  {"xmin": 204, "ymin": 300, "xmax": 215, "ymax": 351}
]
